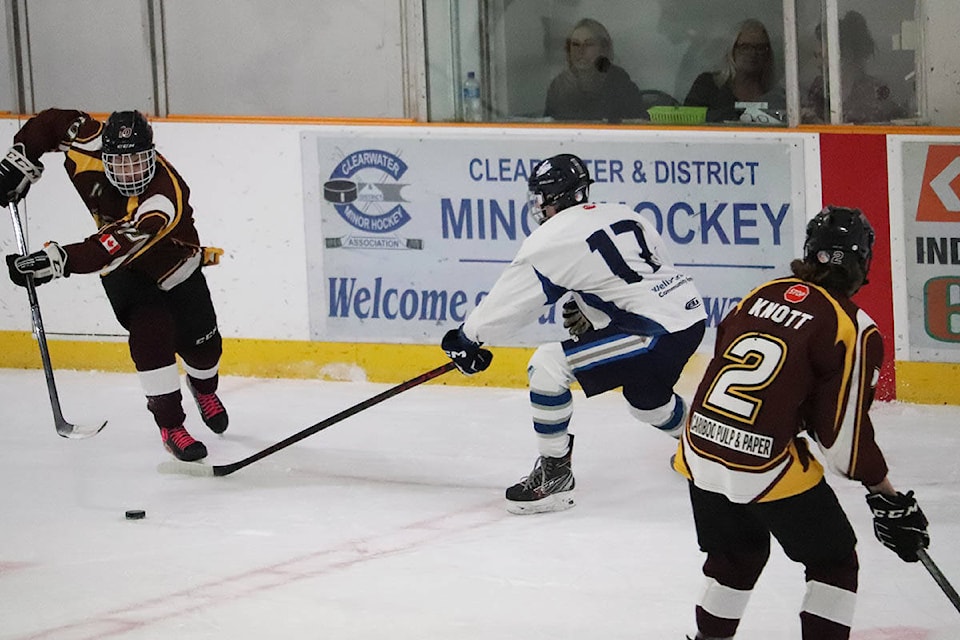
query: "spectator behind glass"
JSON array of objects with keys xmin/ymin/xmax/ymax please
[
  {"xmin": 543, "ymin": 18, "xmax": 645, "ymax": 122},
  {"xmin": 801, "ymin": 11, "xmax": 906, "ymax": 124},
  {"xmin": 683, "ymin": 19, "xmax": 784, "ymax": 122}
]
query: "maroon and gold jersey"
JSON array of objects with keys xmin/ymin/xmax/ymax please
[
  {"xmin": 14, "ymin": 108, "xmax": 202, "ymax": 290},
  {"xmin": 674, "ymin": 276, "xmax": 888, "ymax": 503}
]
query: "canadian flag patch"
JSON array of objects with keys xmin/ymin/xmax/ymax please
[
  {"xmin": 784, "ymin": 283, "xmax": 810, "ymax": 303},
  {"xmin": 99, "ymin": 233, "xmax": 121, "ymax": 254}
]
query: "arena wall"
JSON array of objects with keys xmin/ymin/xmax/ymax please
[{"xmin": 0, "ymin": 115, "xmax": 956, "ymax": 404}]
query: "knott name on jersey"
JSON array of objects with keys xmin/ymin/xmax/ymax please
[{"xmin": 745, "ymin": 296, "xmax": 814, "ymax": 329}]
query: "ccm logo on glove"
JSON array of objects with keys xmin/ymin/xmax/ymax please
[{"xmin": 441, "ymin": 327, "xmax": 493, "ymax": 375}]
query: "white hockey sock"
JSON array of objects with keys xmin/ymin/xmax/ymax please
[
  {"xmin": 138, "ymin": 363, "xmax": 181, "ymax": 396},
  {"xmin": 801, "ymin": 580, "xmax": 856, "ymax": 628},
  {"xmin": 183, "ymin": 361, "xmax": 219, "ymax": 381},
  {"xmin": 538, "ymin": 431, "xmax": 570, "ymax": 458},
  {"xmin": 629, "ymin": 393, "xmax": 686, "ymax": 437}
]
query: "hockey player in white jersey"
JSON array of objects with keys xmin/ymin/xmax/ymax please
[{"xmin": 441, "ymin": 153, "xmax": 706, "ymax": 514}]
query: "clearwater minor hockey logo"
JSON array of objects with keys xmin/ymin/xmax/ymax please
[
  {"xmin": 322, "ymin": 149, "xmax": 421, "ymax": 250},
  {"xmin": 323, "ymin": 149, "xmax": 412, "ymax": 234}
]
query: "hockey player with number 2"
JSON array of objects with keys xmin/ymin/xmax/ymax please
[
  {"xmin": 674, "ymin": 206, "xmax": 930, "ymax": 640},
  {"xmin": 441, "ymin": 153, "xmax": 706, "ymax": 514},
  {"xmin": 1, "ymin": 109, "xmax": 228, "ymax": 462}
]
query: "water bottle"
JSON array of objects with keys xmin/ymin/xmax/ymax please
[{"xmin": 461, "ymin": 71, "xmax": 483, "ymax": 122}]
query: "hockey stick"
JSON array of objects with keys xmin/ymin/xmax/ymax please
[
  {"xmin": 918, "ymin": 548, "xmax": 960, "ymax": 614},
  {"xmin": 157, "ymin": 361, "xmax": 458, "ymax": 477},
  {"xmin": 8, "ymin": 202, "xmax": 107, "ymax": 439}
]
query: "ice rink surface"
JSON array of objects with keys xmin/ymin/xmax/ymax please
[{"xmin": 1, "ymin": 367, "xmax": 959, "ymax": 640}]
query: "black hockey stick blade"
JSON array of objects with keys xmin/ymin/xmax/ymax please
[
  {"xmin": 918, "ymin": 548, "xmax": 960, "ymax": 614},
  {"xmin": 8, "ymin": 202, "xmax": 108, "ymax": 439},
  {"xmin": 157, "ymin": 361, "xmax": 458, "ymax": 478}
]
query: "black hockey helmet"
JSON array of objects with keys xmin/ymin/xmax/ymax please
[
  {"xmin": 803, "ymin": 205, "xmax": 875, "ymax": 278},
  {"xmin": 527, "ymin": 153, "xmax": 593, "ymax": 224},
  {"xmin": 101, "ymin": 110, "xmax": 156, "ymax": 196}
]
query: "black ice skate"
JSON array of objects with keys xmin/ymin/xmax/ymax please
[
  {"xmin": 505, "ymin": 434, "xmax": 576, "ymax": 514},
  {"xmin": 161, "ymin": 425, "xmax": 208, "ymax": 462},
  {"xmin": 187, "ymin": 378, "xmax": 229, "ymax": 434}
]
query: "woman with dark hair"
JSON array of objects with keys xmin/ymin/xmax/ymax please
[
  {"xmin": 543, "ymin": 18, "xmax": 645, "ymax": 122},
  {"xmin": 801, "ymin": 11, "xmax": 906, "ymax": 124},
  {"xmin": 683, "ymin": 19, "xmax": 783, "ymax": 122}
]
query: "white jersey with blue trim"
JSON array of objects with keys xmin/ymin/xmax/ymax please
[{"xmin": 462, "ymin": 202, "xmax": 705, "ymax": 345}]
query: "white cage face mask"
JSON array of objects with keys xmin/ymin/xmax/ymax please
[
  {"xmin": 103, "ymin": 149, "xmax": 156, "ymax": 196},
  {"xmin": 527, "ymin": 190, "xmax": 549, "ymax": 225}
]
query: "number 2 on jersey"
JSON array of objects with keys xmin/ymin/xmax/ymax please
[
  {"xmin": 587, "ymin": 219, "xmax": 661, "ymax": 283},
  {"xmin": 704, "ymin": 333, "xmax": 787, "ymax": 424}
]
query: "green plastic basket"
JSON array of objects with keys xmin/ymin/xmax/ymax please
[{"xmin": 647, "ymin": 106, "xmax": 708, "ymax": 125}]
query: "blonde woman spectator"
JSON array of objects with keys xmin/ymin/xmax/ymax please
[
  {"xmin": 543, "ymin": 18, "xmax": 645, "ymax": 122},
  {"xmin": 683, "ymin": 19, "xmax": 783, "ymax": 122}
]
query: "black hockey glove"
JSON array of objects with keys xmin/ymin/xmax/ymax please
[
  {"xmin": 6, "ymin": 242, "xmax": 69, "ymax": 287},
  {"xmin": 441, "ymin": 327, "xmax": 493, "ymax": 375},
  {"xmin": 866, "ymin": 490, "xmax": 930, "ymax": 562},
  {"xmin": 562, "ymin": 299, "xmax": 593, "ymax": 336},
  {"xmin": 0, "ymin": 143, "xmax": 44, "ymax": 207}
]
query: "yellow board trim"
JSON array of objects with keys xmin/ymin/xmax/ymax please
[
  {"xmin": 0, "ymin": 330, "xmax": 532, "ymax": 387},
  {"xmin": 1, "ymin": 330, "xmax": 955, "ymax": 403},
  {"xmin": 896, "ymin": 361, "xmax": 960, "ymax": 405}
]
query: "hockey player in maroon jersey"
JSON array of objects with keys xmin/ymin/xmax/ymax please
[
  {"xmin": 674, "ymin": 206, "xmax": 929, "ymax": 640},
  {"xmin": 1, "ymin": 109, "xmax": 227, "ymax": 462}
]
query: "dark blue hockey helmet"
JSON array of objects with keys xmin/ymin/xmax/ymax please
[{"xmin": 527, "ymin": 153, "xmax": 593, "ymax": 224}]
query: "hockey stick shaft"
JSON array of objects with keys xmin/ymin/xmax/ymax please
[
  {"xmin": 918, "ymin": 548, "xmax": 960, "ymax": 614},
  {"xmin": 10, "ymin": 201, "xmax": 67, "ymax": 426},
  {"xmin": 160, "ymin": 361, "xmax": 458, "ymax": 477},
  {"xmin": 8, "ymin": 202, "xmax": 106, "ymax": 439},
  {"xmin": 213, "ymin": 361, "xmax": 457, "ymax": 476}
]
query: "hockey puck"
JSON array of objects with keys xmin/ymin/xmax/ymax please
[
  {"xmin": 125, "ymin": 509, "xmax": 146, "ymax": 520},
  {"xmin": 323, "ymin": 179, "xmax": 358, "ymax": 204}
]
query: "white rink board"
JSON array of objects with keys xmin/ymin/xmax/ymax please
[{"xmin": 0, "ymin": 120, "xmax": 816, "ymax": 348}]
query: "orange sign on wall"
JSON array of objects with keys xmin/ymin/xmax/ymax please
[{"xmin": 917, "ymin": 145, "xmax": 960, "ymax": 222}]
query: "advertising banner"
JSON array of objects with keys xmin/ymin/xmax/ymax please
[
  {"xmin": 897, "ymin": 140, "xmax": 960, "ymax": 361},
  {"xmin": 301, "ymin": 127, "xmax": 808, "ymax": 348}
]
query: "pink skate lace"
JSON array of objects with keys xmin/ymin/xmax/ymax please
[
  {"xmin": 162, "ymin": 426, "xmax": 197, "ymax": 449},
  {"xmin": 195, "ymin": 391, "xmax": 225, "ymax": 421}
]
